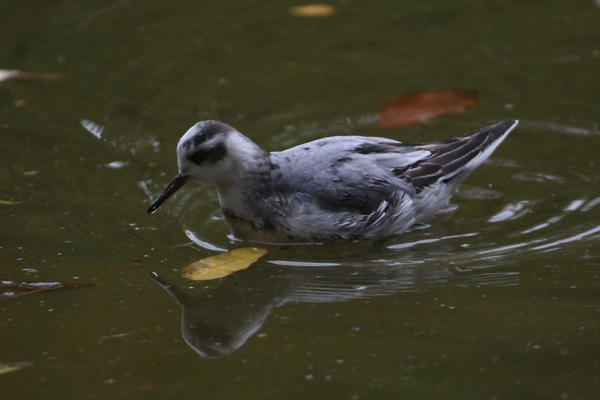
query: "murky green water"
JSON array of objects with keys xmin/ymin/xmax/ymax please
[{"xmin": 1, "ymin": 1, "xmax": 599, "ymax": 399}]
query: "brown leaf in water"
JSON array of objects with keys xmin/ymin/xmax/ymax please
[
  {"xmin": 377, "ymin": 89, "xmax": 478, "ymax": 129},
  {"xmin": 0, "ymin": 281, "xmax": 93, "ymax": 296},
  {"xmin": 181, "ymin": 247, "xmax": 267, "ymax": 281},
  {"xmin": 290, "ymin": 3, "xmax": 336, "ymax": 17}
]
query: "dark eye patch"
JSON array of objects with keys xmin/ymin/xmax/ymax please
[{"xmin": 187, "ymin": 143, "xmax": 227, "ymax": 165}]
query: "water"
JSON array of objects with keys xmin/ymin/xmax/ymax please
[{"xmin": 1, "ymin": 1, "xmax": 599, "ymax": 399}]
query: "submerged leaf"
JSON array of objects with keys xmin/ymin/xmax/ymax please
[
  {"xmin": 377, "ymin": 89, "xmax": 478, "ymax": 129},
  {"xmin": 290, "ymin": 3, "xmax": 336, "ymax": 17},
  {"xmin": 181, "ymin": 247, "xmax": 267, "ymax": 281}
]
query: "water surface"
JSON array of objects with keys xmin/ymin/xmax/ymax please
[{"xmin": 1, "ymin": 1, "xmax": 599, "ymax": 399}]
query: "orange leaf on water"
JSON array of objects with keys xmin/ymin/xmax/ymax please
[
  {"xmin": 290, "ymin": 4, "xmax": 336, "ymax": 17},
  {"xmin": 377, "ymin": 89, "xmax": 478, "ymax": 129}
]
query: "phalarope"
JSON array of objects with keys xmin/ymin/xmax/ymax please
[{"xmin": 148, "ymin": 119, "xmax": 518, "ymax": 242}]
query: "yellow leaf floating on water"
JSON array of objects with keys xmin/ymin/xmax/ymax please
[
  {"xmin": 290, "ymin": 3, "xmax": 336, "ymax": 17},
  {"xmin": 0, "ymin": 363, "xmax": 20, "ymax": 375},
  {"xmin": 0, "ymin": 362, "xmax": 31, "ymax": 375},
  {"xmin": 0, "ymin": 199, "xmax": 22, "ymax": 206},
  {"xmin": 181, "ymin": 247, "xmax": 267, "ymax": 281}
]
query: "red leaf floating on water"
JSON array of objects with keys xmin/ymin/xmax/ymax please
[{"xmin": 377, "ymin": 89, "xmax": 478, "ymax": 129}]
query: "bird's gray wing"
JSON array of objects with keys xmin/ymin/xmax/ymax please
[
  {"xmin": 269, "ymin": 136, "xmax": 432, "ymax": 215},
  {"xmin": 266, "ymin": 119, "xmax": 516, "ymax": 215}
]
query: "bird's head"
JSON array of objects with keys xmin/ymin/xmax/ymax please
[{"xmin": 147, "ymin": 120, "xmax": 257, "ymax": 214}]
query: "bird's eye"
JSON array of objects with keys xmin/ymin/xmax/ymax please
[{"xmin": 188, "ymin": 149, "xmax": 210, "ymax": 164}]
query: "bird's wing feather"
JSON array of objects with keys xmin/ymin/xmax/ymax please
[
  {"xmin": 405, "ymin": 119, "xmax": 517, "ymax": 191},
  {"xmin": 267, "ymin": 120, "xmax": 517, "ymax": 216},
  {"xmin": 269, "ymin": 136, "xmax": 432, "ymax": 214}
]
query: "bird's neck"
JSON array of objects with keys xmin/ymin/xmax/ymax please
[
  {"xmin": 217, "ymin": 185, "xmax": 252, "ymax": 217},
  {"xmin": 215, "ymin": 141, "xmax": 273, "ymax": 222}
]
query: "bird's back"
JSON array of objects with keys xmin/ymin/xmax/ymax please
[{"xmin": 251, "ymin": 120, "xmax": 517, "ymax": 242}]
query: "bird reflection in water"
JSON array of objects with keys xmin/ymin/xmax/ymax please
[{"xmin": 150, "ymin": 260, "xmax": 519, "ymax": 358}]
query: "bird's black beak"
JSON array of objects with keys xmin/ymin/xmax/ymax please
[{"xmin": 147, "ymin": 173, "xmax": 188, "ymax": 214}]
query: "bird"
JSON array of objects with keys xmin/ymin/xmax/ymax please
[{"xmin": 147, "ymin": 119, "xmax": 518, "ymax": 243}]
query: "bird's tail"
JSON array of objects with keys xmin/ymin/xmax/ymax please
[{"xmin": 407, "ymin": 119, "xmax": 519, "ymax": 191}]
